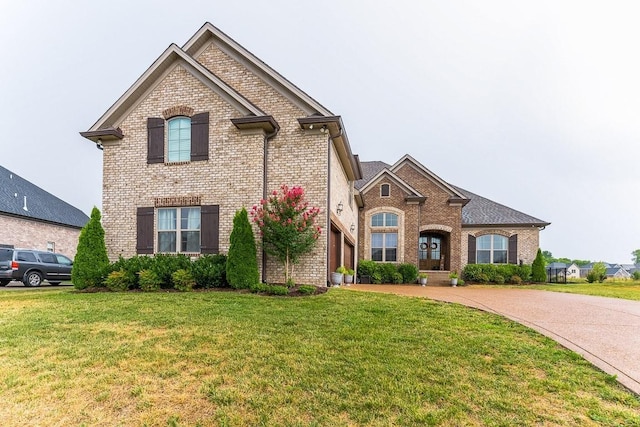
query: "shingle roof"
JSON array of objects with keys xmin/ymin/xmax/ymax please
[
  {"xmin": 355, "ymin": 161, "xmax": 389, "ymax": 189},
  {"xmin": 356, "ymin": 160, "xmax": 549, "ymax": 227},
  {"xmin": 0, "ymin": 165, "xmax": 89, "ymax": 228},
  {"xmin": 453, "ymin": 186, "xmax": 550, "ymax": 227}
]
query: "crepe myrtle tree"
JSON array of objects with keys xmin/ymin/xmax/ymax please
[{"xmin": 250, "ymin": 185, "xmax": 321, "ymax": 285}]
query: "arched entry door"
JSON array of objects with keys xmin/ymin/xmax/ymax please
[{"xmin": 419, "ymin": 232, "xmax": 448, "ymax": 270}]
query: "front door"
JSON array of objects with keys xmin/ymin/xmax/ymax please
[{"xmin": 419, "ymin": 233, "xmax": 446, "ymax": 270}]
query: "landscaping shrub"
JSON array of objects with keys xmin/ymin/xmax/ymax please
[
  {"xmin": 138, "ymin": 269, "xmax": 161, "ymax": 292},
  {"xmin": 357, "ymin": 259, "xmax": 378, "ymax": 278},
  {"xmin": 463, "ymin": 263, "xmax": 532, "ymax": 284},
  {"xmin": 397, "ymin": 263, "xmax": 418, "ymax": 283},
  {"xmin": 152, "ymin": 254, "xmax": 192, "ymax": 289},
  {"xmin": 104, "ymin": 270, "xmax": 134, "ymax": 292},
  {"xmin": 267, "ymin": 285, "xmax": 289, "ymax": 296},
  {"xmin": 227, "ymin": 208, "xmax": 259, "ymax": 289},
  {"xmin": 249, "ymin": 282, "xmax": 269, "ymax": 293},
  {"xmin": 107, "ymin": 255, "xmax": 155, "ymax": 289},
  {"xmin": 371, "ymin": 272, "xmax": 383, "ymax": 284},
  {"xmin": 191, "ymin": 254, "xmax": 228, "ymax": 288},
  {"xmin": 586, "ymin": 262, "xmax": 607, "ymax": 283},
  {"xmin": 532, "ymin": 249, "xmax": 546, "ymax": 283},
  {"xmin": 298, "ymin": 285, "xmax": 316, "ymax": 295},
  {"xmin": 73, "ymin": 207, "xmax": 110, "ymax": 290},
  {"xmin": 633, "ymin": 271, "xmax": 640, "ymax": 280},
  {"xmin": 392, "ymin": 272, "xmax": 403, "ymax": 284},
  {"xmin": 172, "ymin": 269, "xmax": 195, "ymax": 291},
  {"xmin": 379, "ymin": 263, "xmax": 397, "ymax": 283},
  {"xmin": 510, "ymin": 275, "xmax": 523, "ymax": 285}
]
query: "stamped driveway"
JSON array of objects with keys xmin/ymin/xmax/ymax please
[{"xmin": 349, "ymin": 284, "xmax": 640, "ymax": 396}]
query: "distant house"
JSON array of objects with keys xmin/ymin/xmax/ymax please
[
  {"xmin": 566, "ymin": 262, "xmax": 581, "ymax": 279},
  {"xmin": 605, "ymin": 267, "xmax": 631, "ymax": 279},
  {"xmin": 0, "ymin": 165, "xmax": 89, "ymax": 257}
]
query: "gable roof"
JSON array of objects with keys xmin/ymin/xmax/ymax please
[
  {"xmin": 82, "ymin": 43, "xmax": 267, "ymax": 140},
  {"xmin": 357, "ymin": 157, "xmax": 550, "ymax": 228},
  {"xmin": 183, "ymin": 22, "xmax": 334, "ymax": 117},
  {"xmin": 0, "ymin": 165, "xmax": 89, "ymax": 228},
  {"xmin": 391, "ymin": 155, "xmax": 467, "ymax": 200}
]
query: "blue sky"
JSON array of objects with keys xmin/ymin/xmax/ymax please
[{"xmin": 1, "ymin": 0, "xmax": 638, "ymax": 263}]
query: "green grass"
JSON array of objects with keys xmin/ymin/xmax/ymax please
[
  {"xmin": 500, "ymin": 280, "xmax": 640, "ymax": 301},
  {"xmin": 0, "ymin": 289, "xmax": 638, "ymax": 426}
]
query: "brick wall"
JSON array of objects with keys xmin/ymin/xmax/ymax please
[
  {"xmin": 461, "ymin": 226, "xmax": 540, "ymax": 267},
  {"xmin": 0, "ymin": 214, "xmax": 81, "ymax": 257},
  {"xmin": 100, "ymin": 40, "xmax": 356, "ymax": 287}
]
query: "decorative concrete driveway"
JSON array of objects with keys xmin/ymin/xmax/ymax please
[{"xmin": 349, "ymin": 284, "xmax": 640, "ymax": 396}]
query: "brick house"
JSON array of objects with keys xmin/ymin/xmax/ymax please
[
  {"xmin": 356, "ymin": 156, "xmax": 549, "ymax": 283},
  {"xmin": 81, "ymin": 23, "xmax": 361, "ymax": 287},
  {"xmin": 81, "ymin": 22, "xmax": 548, "ymax": 286},
  {"xmin": 0, "ymin": 165, "xmax": 89, "ymax": 257}
]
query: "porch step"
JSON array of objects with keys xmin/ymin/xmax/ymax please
[{"xmin": 420, "ymin": 270, "xmax": 452, "ymax": 286}]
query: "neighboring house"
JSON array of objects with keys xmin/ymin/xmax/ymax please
[
  {"xmin": 0, "ymin": 165, "xmax": 89, "ymax": 257},
  {"xmin": 605, "ymin": 267, "xmax": 631, "ymax": 279},
  {"xmin": 81, "ymin": 23, "xmax": 361, "ymax": 287},
  {"xmin": 355, "ymin": 156, "xmax": 550, "ymax": 276},
  {"xmin": 80, "ymin": 22, "xmax": 550, "ymax": 286},
  {"xmin": 566, "ymin": 262, "xmax": 581, "ymax": 279}
]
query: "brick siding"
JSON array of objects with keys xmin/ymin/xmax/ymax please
[{"xmin": 0, "ymin": 214, "xmax": 81, "ymax": 257}]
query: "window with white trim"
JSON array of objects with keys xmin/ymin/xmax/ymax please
[
  {"xmin": 157, "ymin": 207, "xmax": 201, "ymax": 253},
  {"xmin": 371, "ymin": 212, "xmax": 398, "ymax": 227},
  {"xmin": 371, "ymin": 232, "xmax": 397, "ymax": 262},
  {"xmin": 476, "ymin": 234, "xmax": 508, "ymax": 264},
  {"xmin": 167, "ymin": 117, "xmax": 191, "ymax": 162}
]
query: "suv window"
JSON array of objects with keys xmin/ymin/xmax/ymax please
[
  {"xmin": 16, "ymin": 252, "xmax": 37, "ymax": 262},
  {"xmin": 39, "ymin": 253, "xmax": 57, "ymax": 264},
  {"xmin": 0, "ymin": 249, "xmax": 12, "ymax": 262},
  {"xmin": 56, "ymin": 255, "xmax": 72, "ymax": 265}
]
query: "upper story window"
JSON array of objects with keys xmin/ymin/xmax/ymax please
[
  {"xmin": 380, "ymin": 183, "xmax": 390, "ymax": 197},
  {"xmin": 371, "ymin": 212, "xmax": 398, "ymax": 227},
  {"xmin": 476, "ymin": 234, "xmax": 508, "ymax": 264},
  {"xmin": 147, "ymin": 112, "xmax": 209, "ymax": 164},
  {"xmin": 167, "ymin": 117, "xmax": 191, "ymax": 162},
  {"xmin": 158, "ymin": 207, "xmax": 201, "ymax": 253}
]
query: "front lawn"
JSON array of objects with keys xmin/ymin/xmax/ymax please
[
  {"xmin": 512, "ymin": 280, "xmax": 640, "ymax": 301},
  {"xmin": 0, "ymin": 289, "xmax": 638, "ymax": 426}
]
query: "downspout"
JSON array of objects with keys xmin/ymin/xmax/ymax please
[{"xmin": 261, "ymin": 124, "xmax": 280, "ymax": 283}]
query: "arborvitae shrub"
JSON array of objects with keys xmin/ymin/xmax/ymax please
[
  {"xmin": 227, "ymin": 208, "xmax": 259, "ymax": 289},
  {"xmin": 531, "ymin": 249, "xmax": 547, "ymax": 283},
  {"xmin": 73, "ymin": 207, "xmax": 109, "ymax": 290}
]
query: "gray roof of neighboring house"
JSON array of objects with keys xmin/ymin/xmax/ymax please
[
  {"xmin": 546, "ymin": 262, "xmax": 567, "ymax": 269},
  {"xmin": 356, "ymin": 160, "xmax": 549, "ymax": 227},
  {"xmin": 0, "ymin": 165, "xmax": 89, "ymax": 228}
]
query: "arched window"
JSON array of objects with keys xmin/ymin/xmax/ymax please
[
  {"xmin": 477, "ymin": 234, "xmax": 508, "ymax": 264},
  {"xmin": 371, "ymin": 212, "xmax": 398, "ymax": 227},
  {"xmin": 167, "ymin": 117, "xmax": 191, "ymax": 162},
  {"xmin": 380, "ymin": 183, "xmax": 390, "ymax": 197},
  {"xmin": 370, "ymin": 212, "xmax": 398, "ymax": 262}
]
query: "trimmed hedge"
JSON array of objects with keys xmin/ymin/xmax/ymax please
[
  {"xmin": 463, "ymin": 264, "xmax": 532, "ymax": 284},
  {"xmin": 357, "ymin": 261, "xmax": 421, "ymax": 284}
]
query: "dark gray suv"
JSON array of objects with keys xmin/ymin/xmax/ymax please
[{"xmin": 0, "ymin": 248, "xmax": 73, "ymax": 287}]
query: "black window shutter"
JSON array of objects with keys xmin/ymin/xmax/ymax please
[
  {"xmin": 191, "ymin": 112, "xmax": 209, "ymax": 161},
  {"xmin": 136, "ymin": 207, "xmax": 155, "ymax": 254},
  {"xmin": 508, "ymin": 234, "xmax": 518, "ymax": 264},
  {"xmin": 467, "ymin": 235, "xmax": 476, "ymax": 264},
  {"xmin": 201, "ymin": 205, "xmax": 219, "ymax": 254},
  {"xmin": 147, "ymin": 118, "xmax": 165, "ymax": 164}
]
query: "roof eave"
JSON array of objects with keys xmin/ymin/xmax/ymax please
[{"xmin": 462, "ymin": 222, "xmax": 551, "ymax": 228}]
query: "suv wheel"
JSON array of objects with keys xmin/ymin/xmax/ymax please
[
  {"xmin": 0, "ymin": 279, "xmax": 9, "ymax": 287},
  {"xmin": 23, "ymin": 271, "xmax": 43, "ymax": 287}
]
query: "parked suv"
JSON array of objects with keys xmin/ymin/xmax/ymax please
[{"xmin": 0, "ymin": 248, "xmax": 73, "ymax": 287}]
